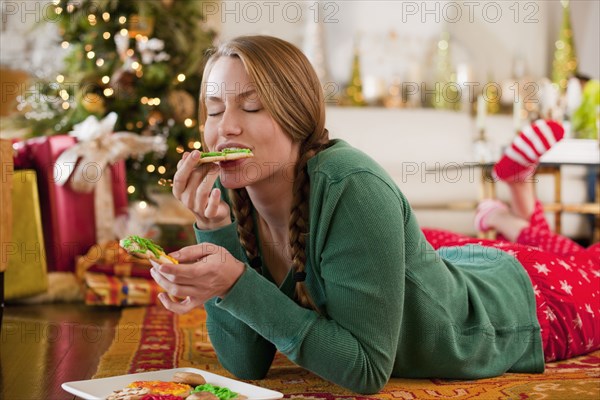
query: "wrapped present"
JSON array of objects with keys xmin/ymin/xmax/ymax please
[
  {"xmin": 1, "ymin": 139, "xmax": 13, "ymax": 274},
  {"xmin": 83, "ymin": 272, "xmax": 164, "ymax": 306},
  {"xmin": 1, "ymin": 139, "xmax": 14, "ymax": 317},
  {"xmin": 13, "ymin": 135, "xmax": 127, "ymax": 272},
  {"xmin": 13, "ymin": 113, "xmax": 166, "ymax": 272},
  {"xmin": 5, "ymin": 170, "xmax": 49, "ymax": 300},
  {"xmin": 77, "ymin": 240, "xmax": 163, "ymax": 306}
]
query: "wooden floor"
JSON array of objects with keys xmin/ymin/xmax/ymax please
[{"xmin": 1, "ymin": 303, "xmax": 122, "ymax": 400}]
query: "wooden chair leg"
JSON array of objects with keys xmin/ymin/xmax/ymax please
[
  {"xmin": 1, "ymin": 271, "xmax": 4, "ymax": 329},
  {"xmin": 553, "ymin": 166, "xmax": 562, "ymax": 235},
  {"xmin": 478, "ymin": 165, "xmax": 497, "ymax": 240}
]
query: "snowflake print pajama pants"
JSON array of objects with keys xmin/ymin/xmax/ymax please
[{"xmin": 423, "ymin": 201, "xmax": 600, "ymax": 362}]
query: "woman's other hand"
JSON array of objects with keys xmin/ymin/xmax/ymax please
[
  {"xmin": 172, "ymin": 150, "xmax": 231, "ymax": 230},
  {"xmin": 151, "ymin": 243, "xmax": 246, "ymax": 314}
]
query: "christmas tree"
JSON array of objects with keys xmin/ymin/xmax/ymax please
[
  {"xmin": 13, "ymin": 0, "xmax": 215, "ymax": 200},
  {"xmin": 342, "ymin": 39, "xmax": 367, "ymax": 106},
  {"xmin": 431, "ymin": 31, "xmax": 459, "ymax": 110},
  {"xmin": 551, "ymin": 0, "xmax": 577, "ymax": 92}
]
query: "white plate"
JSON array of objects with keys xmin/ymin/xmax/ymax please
[{"xmin": 62, "ymin": 367, "xmax": 284, "ymax": 400}]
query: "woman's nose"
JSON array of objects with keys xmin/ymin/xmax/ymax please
[{"xmin": 218, "ymin": 109, "xmax": 242, "ymax": 136}]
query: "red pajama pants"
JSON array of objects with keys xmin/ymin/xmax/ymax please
[{"xmin": 422, "ymin": 201, "xmax": 600, "ymax": 362}]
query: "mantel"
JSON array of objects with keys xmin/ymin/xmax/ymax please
[{"xmin": 325, "ymin": 106, "xmax": 516, "ymax": 165}]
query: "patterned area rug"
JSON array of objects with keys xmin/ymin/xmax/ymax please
[{"xmin": 95, "ymin": 306, "xmax": 600, "ymax": 399}]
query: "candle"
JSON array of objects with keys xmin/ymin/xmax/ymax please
[
  {"xmin": 513, "ymin": 98, "xmax": 522, "ymax": 132},
  {"xmin": 476, "ymin": 95, "xmax": 486, "ymax": 131},
  {"xmin": 456, "ymin": 63, "xmax": 470, "ymax": 87}
]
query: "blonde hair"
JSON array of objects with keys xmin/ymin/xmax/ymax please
[{"xmin": 199, "ymin": 36, "xmax": 330, "ymax": 311}]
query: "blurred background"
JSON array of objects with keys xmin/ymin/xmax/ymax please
[{"xmin": 0, "ymin": 1, "xmax": 598, "ymax": 286}]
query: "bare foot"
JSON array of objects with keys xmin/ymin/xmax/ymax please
[{"xmin": 486, "ymin": 207, "xmax": 530, "ymax": 242}]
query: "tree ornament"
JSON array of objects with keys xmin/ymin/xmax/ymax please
[
  {"xmin": 82, "ymin": 93, "xmax": 106, "ymax": 114},
  {"xmin": 168, "ymin": 90, "xmax": 196, "ymax": 122},
  {"xmin": 110, "ymin": 69, "xmax": 136, "ymax": 96},
  {"xmin": 128, "ymin": 15, "xmax": 155, "ymax": 38},
  {"xmin": 137, "ymin": 38, "xmax": 170, "ymax": 64}
]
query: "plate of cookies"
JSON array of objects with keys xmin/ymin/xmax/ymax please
[{"xmin": 61, "ymin": 368, "xmax": 284, "ymax": 400}]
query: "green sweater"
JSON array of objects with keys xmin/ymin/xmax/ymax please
[{"xmin": 195, "ymin": 139, "xmax": 544, "ymax": 394}]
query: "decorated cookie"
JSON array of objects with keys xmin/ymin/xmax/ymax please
[
  {"xmin": 106, "ymin": 386, "xmax": 151, "ymax": 400},
  {"xmin": 128, "ymin": 381, "xmax": 191, "ymax": 397}
]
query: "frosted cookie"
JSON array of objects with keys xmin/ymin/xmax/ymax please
[
  {"xmin": 120, "ymin": 235, "xmax": 178, "ymax": 264},
  {"xmin": 106, "ymin": 387, "xmax": 151, "ymax": 400},
  {"xmin": 127, "ymin": 380, "xmax": 191, "ymax": 397},
  {"xmin": 198, "ymin": 148, "xmax": 254, "ymax": 164}
]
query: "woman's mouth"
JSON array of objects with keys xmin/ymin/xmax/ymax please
[{"xmin": 218, "ymin": 158, "xmax": 247, "ymax": 169}]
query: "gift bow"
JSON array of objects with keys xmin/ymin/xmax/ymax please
[
  {"xmin": 55, "ymin": 112, "xmax": 167, "ymax": 193},
  {"xmin": 55, "ymin": 112, "xmax": 167, "ymax": 244}
]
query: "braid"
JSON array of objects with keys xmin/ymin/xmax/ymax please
[
  {"xmin": 229, "ymin": 188, "xmax": 259, "ymax": 262},
  {"xmin": 230, "ymin": 138, "xmax": 329, "ymax": 312},
  {"xmin": 289, "ymin": 136, "xmax": 331, "ymax": 311}
]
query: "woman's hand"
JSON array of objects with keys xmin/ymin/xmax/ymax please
[
  {"xmin": 172, "ymin": 150, "xmax": 231, "ymax": 230},
  {"xmin": 150, "ymin": 243, "xmax": 246, "ymax": 314}
]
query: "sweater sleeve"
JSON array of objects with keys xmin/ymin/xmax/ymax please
[
  {"xmin": 195, "ymin": 223, "xmax": 277, "ymax": 379},
  {"xmin": 214, "ymin": 172, "xmax": 407, "ymax": 394}
]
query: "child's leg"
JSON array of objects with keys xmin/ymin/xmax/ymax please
[
  {"xmin": 507, "ymin": 180, "xmax": 538, "ymax": 222},
  {"xmin": 474, "ymin": 198, "xmax": 588, "ymax": 257},
  {"xmin": 479, "ymin": 120, "xmax": 563, "ymax": 239},
  {"xmin": 476, "ymin": 198, "xmax": 549, "ymax": 243},
  {"xmin": 493, "ymin": 120, "xmax": 564, "ymax": 182},
  {"xmin": 511, "ymin": 245, "xmax": 600, "ymax": 362}
]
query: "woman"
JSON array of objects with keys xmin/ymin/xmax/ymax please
[{"xmin": 150, "ymin": 35, "xmax": 599, "ymax": 394}]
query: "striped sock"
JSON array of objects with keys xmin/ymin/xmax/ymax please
[{"xmin": 493, "ymin": 120, "xmax": 564, "ymax": 182}]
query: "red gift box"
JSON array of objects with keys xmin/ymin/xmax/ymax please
[{"xmin": 13, "ymin": 136, "xmax": 128, "ymax": 272}]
